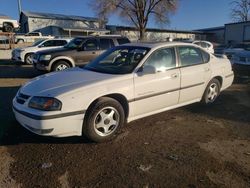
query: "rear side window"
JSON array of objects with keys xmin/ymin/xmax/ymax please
[
  {"xmin": 100, "ymin": 38, "xmax": 115, "ymax": 50},
  {"xmin": 117, "ymin": 38, "xmax": 130, "ymax": 45},
  {"xmin": 200, "ymin": 49, "xmax": 210, "ymax": 63},
  {"xmin": 178, "ymin": 46, "xmax": 203, "ymax": 66},
  {"xmin": 84, "ymin": 39, "xmax": 98, "ymax": 51},
  {"xmin": 55, "ymin": 40, "xmax": 68, "ymax": 46},
  {"xmin": 41, "ymin": 40, "xmax": 57, "ymax": 47}
]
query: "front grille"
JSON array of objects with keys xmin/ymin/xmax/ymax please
[
  {"xmin": 240, "ymin": 57, "xmax": 247, "ymax": 62},
  {"xmin": 16, "ymin": 92, "xmax": 31, "ymax": 105}
]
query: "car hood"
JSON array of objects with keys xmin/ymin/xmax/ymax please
[
  {"xmin": 36, "ymin": 47, "xmax": 75, "ymax": 55},
  {"xmin": 234, "ymin": 50, "xmax": 250, "ymax": 57},
  {"xmin": 20, "ymin": 67, "xmax": 119, "ymax": 97}
]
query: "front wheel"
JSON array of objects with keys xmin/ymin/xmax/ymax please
[
  {"xmin": 52, "ymin": 61, "xmax": 70, "ymax": 72},
  {"xmin": 202, "ymin": 78, "xmax": 221, "ymax": 104},
  {"xmin": 25, "ymin": 53, "xmax": 34, "ymax": 64},
  {"xmin": 83, "ymin": 97, "xmax": 125, "ymax": 142}
]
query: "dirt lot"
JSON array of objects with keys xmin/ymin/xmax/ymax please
[{"xmin": 0, "ymin": 60, "xmax": 250, "ymax": 188}]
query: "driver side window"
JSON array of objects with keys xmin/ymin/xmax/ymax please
[{"xmin": 144, "ymin": 48, "xmax": 176, "ymax": 72}]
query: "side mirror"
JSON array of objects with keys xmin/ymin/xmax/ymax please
[
  {"xmin": 38, "ymin": 45, "xmax": 43, "ymax": 48},
  {"xmin": 140, "ymin": 65, "xmax": 157, "ymax": 75}
]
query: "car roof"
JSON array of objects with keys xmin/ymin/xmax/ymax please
[
  {"xmin": 75, "ymin": 36, "xmax": 128, "ymax": 39},
  {"xmin": 44, "ymin": 38, "xmax": 72, "ymax": 41},
  {"xmin": 120, "ymin": 41, "xmax": 198, "ymax": 49}
]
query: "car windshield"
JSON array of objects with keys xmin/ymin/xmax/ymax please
[
  {"xmin": 84, "ymin": 46, "xmax": 150, "ymax": 74},
  {"xmin": 64, "ymin": 38, "xmax": 85, "ymax": 49},
  {"xmin": 32, "ymin": 39, "xmax": 45, "ymax": 47}
]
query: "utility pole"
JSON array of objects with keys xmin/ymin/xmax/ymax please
[{"xmin": 18, "ymin": 0, "xmax": 22, "ymax": 15}]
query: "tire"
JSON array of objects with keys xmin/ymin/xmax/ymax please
[
  {"xmin": 3, "ymin": 24, "xmax": 14, "ymax": 32},
  {"xmin": 24, "ymin": 53, "xmax": 34, "ymax": 64},
  {"xmin": 202, "ymin": 78, "xmax": 221, "ymax": 104},
  {"xmin": 52, "ymin": 61, "xmax": 70, "ymax": 72},
  {"xmin": 83, "ymin": 97, "xmax": 125, "ymax": 142}
]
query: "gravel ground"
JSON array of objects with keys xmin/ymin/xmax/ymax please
[{"xmin": 0, "ymin": 60, "xmax": 250, "ymax": 188}]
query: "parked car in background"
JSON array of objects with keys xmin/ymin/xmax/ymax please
[
  {"xmin": 15, "ymin": 32, "xmax": 54, "ymax": 44},
  {"xmin": 33, "ymin": 35, "xmax": 130, "ymax": 72},
  {"xmin": 231, "ymin": 50, "xmax": 250, "ymax": 77},
  {"xmin": 12, "ymin": 38, "xmax": 71, "ymax": 64},
  {"xmin": 0, "ymin": 14, "xmax": 19, "ymax": 32},
  {"xmin": 192, "ymin": 40, "xmax": 214, "ymax": 54},
  {"xmin": 13, "ymin": 42, "xmax": 234, "ymax": 142},
  {"xmin": 222, "ymin": 43, "xmax": 250, "ymax": 59}
]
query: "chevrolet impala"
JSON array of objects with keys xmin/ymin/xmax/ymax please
[{"xmin": 13, "ymin": 42, "xmax": 234, "ymax": 142}]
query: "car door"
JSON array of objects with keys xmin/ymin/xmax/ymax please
[
  {"xmin": 177, "ymin": 46, "xmax": 211, "ymax": 103},
  {"xmin": 133, "ymin": 47, "xmax": 180, "ymax": 117},
  {"xmin": 75, "ymin": 38, "xmax": 100, "ymax": 65}
]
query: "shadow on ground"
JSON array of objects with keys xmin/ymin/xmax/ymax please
[{"xmin": 0, "ymin": 60, "xmax": 42, "ymax": 79}]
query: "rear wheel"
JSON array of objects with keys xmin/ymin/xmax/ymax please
[
  {"xmin": 83, "ymin": 97, "xmax": 125, "ymax": 142},
  {"xmin": 52, "ymin": 61, "xmax": 70, "ymax": 72},
  {"xmin": 3, "ymin": 24, "xmax": 14, "ymax": 32},
  {"xmin": 202, "ymin": 78, "xmax": 221, "ymax": 104}
]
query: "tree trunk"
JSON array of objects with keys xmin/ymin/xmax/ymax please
[{"xmin": 139, "ymin": 27, "xmax": 146, "ymax": 41}]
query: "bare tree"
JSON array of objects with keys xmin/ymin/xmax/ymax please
[
  {"xmin": 90, "ymin": 0, "xmax": 178, "ymax": 40},
  {"xmin": 231, "ymin": 0, "xmax": 250, "ymax": 22}
]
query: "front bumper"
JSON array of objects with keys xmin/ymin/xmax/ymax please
[
  {"xmin": 33, "ymin": 59, "xmax": 50, "ymax": 71},
  {"xmin": 13, "ymin": 100, "xmax": 85, "ymax": 137},
  {"xmin": 11, "ymin": 51, "xmax": 23, "ymax": 62},
  {"xmin": 233, "ymin": 63, "xmax": 250, "ymax": 77}
]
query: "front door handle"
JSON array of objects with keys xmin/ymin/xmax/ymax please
[
  {"xmin": 171, "ymin": 73, "xmax": 179, "ymax": 79},
  {"xmin": 204, "ymin": 67, "xmax": 210, "ymax": 72},
  {"xmin": 92, "ymin": 52, "xmax": 96, "ymax": 54}
]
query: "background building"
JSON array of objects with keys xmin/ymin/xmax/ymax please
[
  {"xmin": 106, "ymin": 25, "xmax": 207, "ymax": 42},
  {"xmin": 224, "ymin": 21, "xmax": 250, "ymax": 44},
  {"xmin": 19, "ymin": 11, "xmax": 109, "ymax": 37}
]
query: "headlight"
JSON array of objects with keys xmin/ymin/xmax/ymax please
[
  {"xmin": 39, "ymin": 54, "xmax": 51, "ymax": 61},
  {"xmin": 28, "ymin": 97, "xmax": 62, "ymax": 111}
]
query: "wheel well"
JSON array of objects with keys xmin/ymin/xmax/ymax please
[
  {"xmin": 3, "ymin": 22, "xmax": 13, "ymax": 27},
  {"xmin": 213, "ymin": 76, "xmax": 223, "ymax": 87},
  {"xmin": 87, "ymin": 94, "xmax": 129, "ymax": 119},
  {"xmin": 53, "ymin": 59, "xmax": 73, "ymax": 68},
  {"xmin": 25, "ymin": 52, "xmax": 34, "ymax": 58}
]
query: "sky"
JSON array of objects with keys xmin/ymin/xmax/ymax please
[{"xmin": 0, "ymin": 0, "xmax": 232, "ymax": 30}]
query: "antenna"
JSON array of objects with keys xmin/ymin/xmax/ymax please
[{"xmin": 18, "ymin": 0, "xmax": 22, "ymax": 15}]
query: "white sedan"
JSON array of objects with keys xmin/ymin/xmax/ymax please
[{"xmin": 13, "ymin": 42, "xmax": 234, "ymax": 142}]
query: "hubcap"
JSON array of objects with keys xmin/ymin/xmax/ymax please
[
  {"xmin": 26, "ymin": 55, "xmax": 33, "ymax": 64},
  {"xmin": 207, "ymin": 83, "xmax": 218, "ymax": 102},
  {"xmin": 56, "ymin": 64, "xmax": 68, "ymax": 71},
  {"xmin": 94, "ymin": 107, "xmax": 120, "ymax": 137}
]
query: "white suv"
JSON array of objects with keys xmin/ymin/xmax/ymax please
[
  {"xmin": 193, "ymin": 41, "xmax": 214, "ymax": 54},
  {"xmin": 12, "ymin": 38, "xmax": 71, "ymax": 64}
]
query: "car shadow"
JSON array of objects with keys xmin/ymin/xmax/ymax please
[
  {"xmin": 0, "ymin": 60, "xmax": 43, "ymax": 79},
  {"xmin": 0, "ymin": 85, "xmax": 91, "ymax": 146}
]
